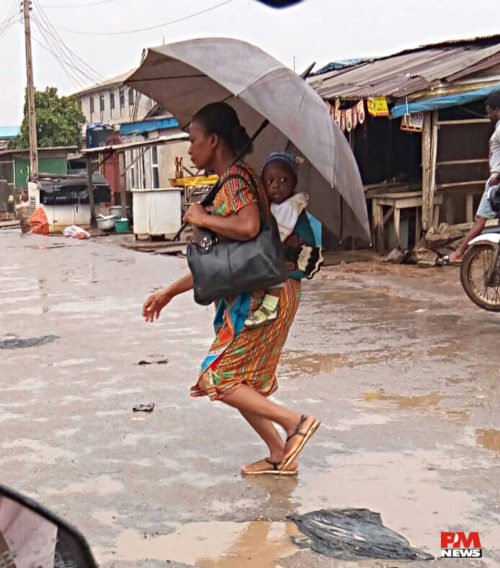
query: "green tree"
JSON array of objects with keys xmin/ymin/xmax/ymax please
[{"xmin": 10, "ymin": 86, "xmax": 85, "ymax": 149}]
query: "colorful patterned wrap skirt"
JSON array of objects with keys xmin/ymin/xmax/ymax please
[
  {"xmin": 191, "ymin": 278, "xmax": 301, "ymax": 401},
  {"xmin": 190, "ymin": 162, "xmax": 301, "ymax": 401}
]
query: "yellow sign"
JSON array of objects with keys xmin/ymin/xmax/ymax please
[{"xmin": 367, "ymin": 96, "xmax": 389, "ymax": 117}]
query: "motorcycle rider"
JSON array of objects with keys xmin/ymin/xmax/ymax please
[{"xmin": 445, "ymin": 93, "xmax": 500, "ymax": 264}]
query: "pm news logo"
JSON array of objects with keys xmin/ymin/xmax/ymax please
[{"xmin": 441, "ymin": 532, "xmax": 482, "ymax": 558}]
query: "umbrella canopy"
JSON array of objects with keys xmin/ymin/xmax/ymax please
[{"xmin": 126, "ymin": 38, "xmax": 370, "ymax": 242}]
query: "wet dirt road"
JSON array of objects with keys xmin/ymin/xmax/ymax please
[{"xmin": 1, "ymin": 228, "xmax": 499, "ymax": 568}]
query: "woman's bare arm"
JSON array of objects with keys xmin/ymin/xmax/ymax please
[
  {"xmin": 183, "ymin": 202, "xmax": 260, "ymax": 241},
  {"xmin": 143, "ymin": 272, "xmax": 193, "ymax": 322}
]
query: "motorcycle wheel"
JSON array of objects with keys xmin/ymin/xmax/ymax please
[{"xmin": 460, "ymin": 244, "xmax": 500, "ymax": 312}]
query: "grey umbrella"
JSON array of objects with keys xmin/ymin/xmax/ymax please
[{"xmin": 126, "ymin": 38, "xmax": 370, "ymax": 242}]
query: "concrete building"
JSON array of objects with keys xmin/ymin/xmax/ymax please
[{"xmin": 73, "ymin": 70, "xmax": 154, "ymax": 128}]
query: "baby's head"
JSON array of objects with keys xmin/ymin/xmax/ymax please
[{"xmin": 261, "ymin": 152, "xmax": 298, "ymax": 204}]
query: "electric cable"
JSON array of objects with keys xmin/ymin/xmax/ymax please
[
  {"xmin": 0, "ymin": 0, "xmax": 19, "ymax": 37},
  {"xmin": 32, "ymin": 10, "xmax": 98, "ymax": 86},
  {"xmin": 32, "ymin": 31, "xmax": 86, "ymax": 87},
  {"xmin": 55, "ymin": 0, "xmax": 233, "ymax": 35},
  {"xmin": 33, "ymin": 0, "xmax": 102, "ymax": 81},
  {"xmin": 42, "ymin": 0, "xmax": 114, "ymax": 7}
]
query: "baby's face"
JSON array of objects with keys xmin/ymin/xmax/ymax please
[{"xmin": 262, "ymin": 162, "xmax": 295, "ymax": 204}]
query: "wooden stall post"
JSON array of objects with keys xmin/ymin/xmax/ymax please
[
  {"xmin": 421, "ymin": 110, "xmax": 439, "ymax": 232},
  {"xmin": 86, "ymin": 154, "xmax": 96, "ymax": 230}
]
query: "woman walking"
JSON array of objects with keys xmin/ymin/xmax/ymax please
[{"xmin": 142, "ymin": 102, "xmax": 320, "ymax": 476}]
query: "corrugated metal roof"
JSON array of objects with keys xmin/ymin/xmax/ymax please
[
  {"xmin": 309, "ymin": 35, "xmax": 500, "ymax": 101},
  {"xmin": 72, "ymin": 69, "xmax": 135, "ymax": 97}
]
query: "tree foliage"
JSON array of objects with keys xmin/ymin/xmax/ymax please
[{"xmin": 10, "ymin": 87, "xmax": 85, "ymax": 149}]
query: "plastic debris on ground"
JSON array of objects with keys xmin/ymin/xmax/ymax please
[
  {"xmin": 62, "ymin": 225, "xmax": 91, "ymax": 239},
  {"xmin": 136, "ymin": 356, "xmax": 169, "ymax": 365},
  {"xmin": 133, "ymin": 403, "xmax": 155, "ymax": 413},
  {"xmin": 289, "ymin": 508, "xmax": 434, "ymax": 561}
]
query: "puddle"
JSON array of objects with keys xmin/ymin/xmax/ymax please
[
  {"xmin": 51, "ymin": 358, "xmax": 95, "ymax": 368},
  {"xmin": 293, "ymin": 451, "xmax": 485, "ymax": 559},
  {"xmin": 97, "ymin": 521, "xmax": 300, "ymax": 567},
  {"xmin": 2, "ymin": 439, "xmax": 75, "ymax": 463},
  {"xmin": 50, "ymin": 475, "xmax": 124, "ymax": 497},
  {"xmin": 476, "ymin": 429, "xmax": 500, "ymax": 452},
  {"xmin": 363, "ymin": 390, "xmax": 443, "ymax": 410},
  {"xmin": 428, "ymin": 341, "xmax": 460, "ymax": 357},
  {"xmin": 0, "ymin": 335, "xmax": 58, "ymax": 349},
  {"xmin": 445, "ymin": 410, "xmax": 469, "ymax": 421},
  {"xmin": 281, "ymin": 350, "xmax": 348, "ymax": 375}
]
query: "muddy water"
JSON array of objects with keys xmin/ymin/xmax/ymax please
[
  {"xmin": 94, "ymin": 521, "xmax": 301, "ymax": 567},
  {"xmin": 0, "ymin": 231, "xmax": 499, "ymax": 567}
]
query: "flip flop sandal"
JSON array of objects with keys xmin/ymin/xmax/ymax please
[
  {"xmin": 279, "ymin": 415, "xmax": 321, "ymax": 471},
  {"xmin": 242, "ymin": 458, "xmax": 298, "ymax": 476}
]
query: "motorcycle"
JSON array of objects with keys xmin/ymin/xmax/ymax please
[
  {"xmin": 0, "ymin": 484, "xmax": 97, "ymax": 568},
  {"xmin": 460, "ymin": 225, "xmax": 500, "ymax": 312}
]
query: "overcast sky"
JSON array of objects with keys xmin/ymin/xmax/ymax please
[{"xmin": 0, "ymin": 0, "xmax": 498, "ymax": 125}]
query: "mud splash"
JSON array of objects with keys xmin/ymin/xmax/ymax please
[
  {"xmin": 98, "ymin": 521, "xmax": 300, "ymax": 567},
  {"xmin": 281, "ymin": 351, "xmax": 348, "ymax": 375},
  {"xmin": 363, "ymin": 390, "xmax": 443, "ymax": 410},
  {"xmin": 476, "ymin": 429, "xmax": 500, "ymax": 452}
]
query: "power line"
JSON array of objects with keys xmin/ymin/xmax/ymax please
[
  {"xmin": 0, "ymin": 0, "xmax": 20, "ymax": 37},
  {"xmin": 32, "ymin": 31, "xmax": 86, "ymax": 87},
  {"xmin": 31, "ymin": 6, "xmax": 102, "ymax": 89},
  {"xmin": 32, "ymin": 0, "xmax": 103, "ymax": 83},
  {"xmin": 42, "ymin": 0, "xmax": 114, "ymax": 7},
  {"xmin": 55, "ymin": 0, "xmax": 234, "ymax": 35}
]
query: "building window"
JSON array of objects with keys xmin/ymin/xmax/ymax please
[
  {"xmin": 99, "ymin": 94, "xmax": 105, "ymax": 112},
  {"xmin": 119, "ymin": 88, "xmax": 125, "ymax": 109},
  {"xmin": 128, "ymin": 88, "xmax": 134, "ymax": 106},
  {"xmin": 110, "ymin": 92, "xmax": 115, "ymax": 110},
  {"xmin": 89, "ymin": 95, "xmax": 94, "ymax": 113},
  {"xmin": 151, "ymin": 145, "xmax": 159, "ymax": 188}
]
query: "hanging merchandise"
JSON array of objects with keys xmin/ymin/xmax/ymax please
[
  {"xmin": 367, "ymin": 96, "xmax": 389, "ymax": 117},
  {"xmin": 329, "ymin": 99, "xmax": 367, "ymax": 131},
  {"xmin": 400, "ymin": 112, "xmax": 424, "ymax": 132},
  {"xmin": 340, "ymin": 110, "xmax": 346, "ymax": 131},
  {"xmin": 352, "ymin": 105, "xmax": 358, "ymax": 129},
  {"xmin": 357, "ymin": 100, "xmax": 365, "ymax": 124},
  {"xmin": 334, "ymin": 108, "xmax": 341, "ymax": 128},
  {"xmin": 345, "ymin": 108, "xmax": 353, "ymax": 131}
]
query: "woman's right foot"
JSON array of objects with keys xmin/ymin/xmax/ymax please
[{"xmin": 241, "ymin": 457, "xmax": 298, "ymax": 476}]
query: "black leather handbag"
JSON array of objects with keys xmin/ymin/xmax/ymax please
[{"xmin": 187, "ymin": 171, "xmax": 287, "ymax": 305}]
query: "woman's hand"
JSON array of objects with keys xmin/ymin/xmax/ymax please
[
  {"xmin": 183, "ymin": 203, "xmax": 209, "ymax": 227},
  {"xmin": 142, "ymin": 288, "xmax": 172, "ymax": 322}
]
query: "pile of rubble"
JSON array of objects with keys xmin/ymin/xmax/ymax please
[{"xmin": 385, "ymin": 223, "xmax": 468, "ymax": 267}]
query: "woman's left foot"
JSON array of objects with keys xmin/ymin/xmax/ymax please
[
  {"xmin": 279, "ymin": 415, "xmax": 321, "ymax": 470},
  {"xmin": 241, "ymin": 457, "xmax": 298, "ymax": 476}
]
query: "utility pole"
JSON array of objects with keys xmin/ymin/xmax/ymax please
[{"xmin": 23, "ymin": 0, "xmax": 38, "ymax": 178}]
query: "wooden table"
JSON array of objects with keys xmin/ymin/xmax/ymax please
[{"xmin": 370, "ymin": 191, "xmax": 443, "ymax": 252}]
